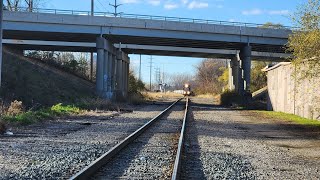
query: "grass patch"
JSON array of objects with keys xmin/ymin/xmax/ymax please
[
  {"xmin": 3, "ymin": 103, "xmax": 82, "ymax": 125},
  {"xmin": 256, "ymin": 111, "xmax": 320, "ymax": 127},
  {"xmin": 196, "ymin": 93, "xmax": 216, "ymax": 98}
]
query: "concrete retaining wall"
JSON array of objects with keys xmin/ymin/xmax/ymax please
[{"xmin": 266, "ymin": 63, "xmax": 320, "ymax": 120}]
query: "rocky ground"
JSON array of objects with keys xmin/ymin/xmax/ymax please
[
  {"xmin": 182, "ymin": 97, "xmax": 320, "ymax": 180},
  {"xmin": 0, "ymin": 104, "xmax": 169, "ymax": 179},
  {"xmin": 1, "ymin": 96, "xmax": 320, "ymax": 180},
  {"xmin": 92, "ymin": 101, "xmax": 185, "ymax": 179}
]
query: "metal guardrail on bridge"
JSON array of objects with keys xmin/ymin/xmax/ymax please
[{"xmin": 3, "ymin": 6, "xmax": 297, "ymax": 30}]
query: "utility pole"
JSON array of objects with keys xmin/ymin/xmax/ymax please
[
  {"xmin": 109, "ymin": 0, "xmax": 122, "ymax": 17},
  {"xmin": 148, "ymin": 56, "xmax": 154, "ymax": 91},
  {"xmin": 90, "ymin": 0, "xmax": 94, "ymax": 81},
  {"xmin": 91, "ymin": 0, "xmax": 94, "ymax": 16},
  {"xmin": 139, "ymin": 54, "xmax": 141, "ymax": 81},
  {"xmin": 28, "ymin": 0, "xmax": 33, "ymax": 12},
  {"xmin": 0, "ymin": 0, "xmax": 3, "ymax": 87}
]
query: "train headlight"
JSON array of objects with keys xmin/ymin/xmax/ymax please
[{"xmin": 187, "ymin": 91, "xmax": 190, "ymax": 95}]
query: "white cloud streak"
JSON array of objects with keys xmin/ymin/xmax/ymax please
[
  {"xmin": 147, "ymin": 0, "xmax": 161, "ymax": 6},
  {"xmin": 164, "ymin": 2, "xmax": 179, "ymax": 10},
  {"xmin": 188, "ymin": 1, "xmax": 209, "ymax": 9},
  {"xmin": 120, "ymin": 0, "xmax": 140, "ymax": 4},
  {"xmin": 242, "ymin": 8, "xmax": 290, "ymax": 16}
]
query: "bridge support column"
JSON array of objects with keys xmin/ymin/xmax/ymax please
[
  {"xmin": 230, "ymin": 54, "xmax": 243, "ymax": 94},
  {"xmin": 96, "ymin": 37, "xmax": 105, "ymax": 96},
  {"xmin": 240, "ymin": 45, "xmax": 252, "ymax": 93},
  {"xmin": 240, "ymin": 44, "xmax": 252, "ymax": 104},
  {"xmin": 115, "ymin": 50, "xmax": 125, "ymax": 100},
  {"xmin": 96, "ymin": 37, "xmax": 116, "ymax": 100}
]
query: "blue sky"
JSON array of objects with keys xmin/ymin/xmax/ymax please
[{"xmin": 41, "ymin": 0, "xmax": 307, "ymax": 83}]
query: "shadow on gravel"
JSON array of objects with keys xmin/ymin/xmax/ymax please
[
  {"xmin": 182, "ymin": 107, "xmax": 257, "ymax": 179},
  {"xmin": 191, "ymin": 108, "xmax": 320, "ymax": 141},
  {"xmin": 181, "ymin": 108, "xmax": 206, "ymax": 179}
]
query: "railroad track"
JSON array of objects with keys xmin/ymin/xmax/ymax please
[{"xmin": 70, "ymin": 98, "xmax": 189, "ymax": 180}]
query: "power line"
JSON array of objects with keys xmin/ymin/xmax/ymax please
[{"xmin": 96, "ymin": 0, "xmax": 108, "ymax": 12}]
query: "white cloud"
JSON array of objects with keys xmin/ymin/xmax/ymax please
[
  {"xmin": 164, "ymin": 2, "xmax": 179, "ymax": 10},
  {"xmin": 242, "ymin": 8, "xmax": 290, "ymax": 16},
  {"xmin": 120, "ymin": 0, "xmax": 140, "ymax": 4},
  {"xmin": 181, "ymin": 0, "xmax": 189, "ymax": 5},
  {"xmin": 268, "ymin": 10, "xmax": 289, "ymax": 15},
  {"xmin": 242, "ymin": 8, "xmax": 263, "ymax": 15},
  {"xmin": 212, "ymin": 4, "xmax": 223, "ymax": 8},
  {"xmin": 147, "ymin": 0, "xmax": 161, "ymax": 6},
  {"xmin": 188, "ymin": 1, "xmax": 209, "ymax": 9}
]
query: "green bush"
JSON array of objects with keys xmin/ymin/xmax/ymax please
[
  {"xmin": 3, "ymin": 103, "xmax": 81, "ymax": 125},
  {"xmin": 51, "ymin": 103, "xmax": 80, "ymax": 114}
]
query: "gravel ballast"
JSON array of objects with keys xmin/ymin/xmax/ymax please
[
  {"xmin": 0, "ymin": 104, "xmax": 168, "ymax": 179},
  {"xmin": 182, "ymin": 98, "xmax": 320, "ymax": 179},
  {"xmin": 92, "ymin": 102, "xmax": 185, "ymax": 179}
]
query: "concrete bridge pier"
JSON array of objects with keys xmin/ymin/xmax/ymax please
[
  {"xmin": 96, "ymin": 37, "xmax": 116, "ymax": 99},
  {"xmin": 240, "ymin": 45, "xmax": 252, "ymax": 93},
  {"xmin": 115, "ymin": 50, "xmax": 130, "ymax": 100},
  {"xmin": 124, "ymin": 55, "xmax": 130, "ymax": 98},
  {"xmin": 229, "ymin": 55, "xmax": 241, "ymax": 93},
  {"xmin": 239, "ymin": 44, "xmax": 252, "ymax": 104},
  {"xmin": 228, "ymin": 45, "xmax": 252, "ymax": 103}
]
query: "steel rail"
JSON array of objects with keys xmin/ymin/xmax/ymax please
[
  {"xmin": 171, "ymin": 97, "xmax": 189, "ymax": 180},
  {"xmin": 3, "ymin": 6, "xmax": 297, "ymax": 30},
  {"xmin": 69, "ymin": 98, "xmax": 182, "ymax": 180}
]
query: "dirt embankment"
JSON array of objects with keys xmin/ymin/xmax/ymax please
[{"xmin": 0, "ymin": 47, "xmax": 95, "ymax": 108}]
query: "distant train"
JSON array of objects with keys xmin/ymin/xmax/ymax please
[{"xmin": 183, "ymin": 83, "xmax": 193, "ymax": 96}]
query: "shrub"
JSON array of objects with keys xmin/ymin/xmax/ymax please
[
  {"xmin": 51, "ymin": 103, "xmax": 80, "ymax": 115},
  {"xmin": 220, "ymin": 91, "xmax": 243, "ymax": 106},
  {"xmin": 7, "ymin": 100, "xmax": 24, "ymax": 116}
]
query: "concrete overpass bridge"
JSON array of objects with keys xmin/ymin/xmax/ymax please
[{"xmin": 2, "ymin": 8, "xmax": 293, "ymax": 100}]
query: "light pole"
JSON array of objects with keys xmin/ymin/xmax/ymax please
[
  {"xmin": 91, "ymin": 0, "xmax": 94, "ymax": 16},
  {"xmin": 0, "ymin": 0, "xmax": 3, "ymax": 87}
]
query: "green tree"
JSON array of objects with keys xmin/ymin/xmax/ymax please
[
  {"xmin": 259, "ymin": 22, "xmax": 286, "ymax": 29},
  {"xmin": 128, "ymin": 71, "xmax": 145, "ymax": 94},
  {"xmin": 250, "ymin": 61, "xmax": 268, "ymax": 92},
  {"xmin": 288, "ymin": 0, "xmax": 320, "ymax": 79}
]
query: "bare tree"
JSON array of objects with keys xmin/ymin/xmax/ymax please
[
  {"xmin": 168, "ymin": 73, "xmax": 194, "ymax": 90},
  {"xmin": 5, "ymin": 0, "xmax": 44, "ymax": 11},
  {"xmin": 194, "ymin": 58, "xmax": 227, "ymax": 94}
]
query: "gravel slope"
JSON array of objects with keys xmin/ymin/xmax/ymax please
[
  {"xmin": 0, "ymin": 104, "xmax": 168, "ymax": 179},
  {"xmin": 182, "ymin": 98, "xmax": 320, "ymax": 180}
]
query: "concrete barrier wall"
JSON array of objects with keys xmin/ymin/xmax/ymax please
[{"xmin": 266, "ymin": 63, "xmax": 320, "ymax": 120}]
